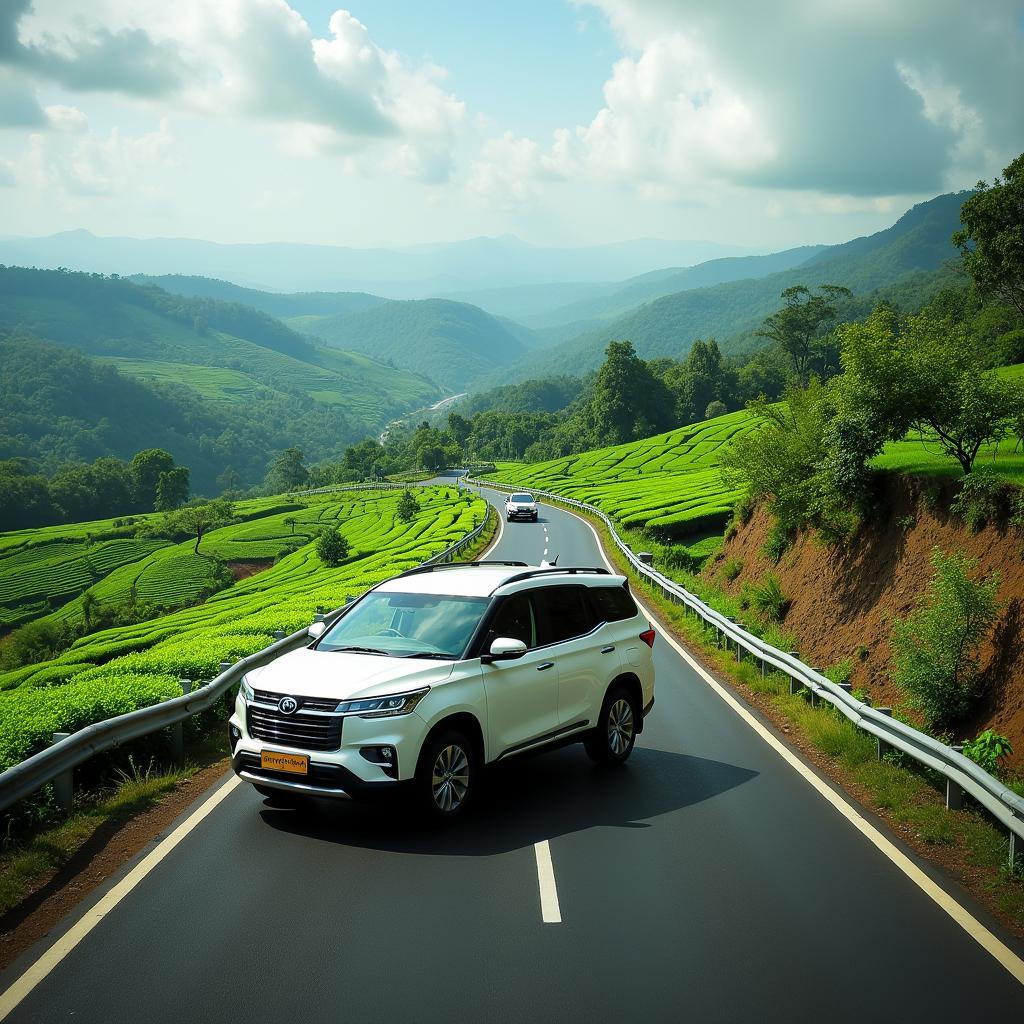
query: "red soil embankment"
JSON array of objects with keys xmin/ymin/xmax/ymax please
[
  {"xmin": 226, "ymin": 561, "xmax": 273, "ymax": 581},
  {"xmin": 711, "ymin": 474, "xmax": 1024, "ymax": 770}
]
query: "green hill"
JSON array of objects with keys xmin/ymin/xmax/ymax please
[
  {"xmin": 0, "ymin": 268, "xmax": 440, "ymax": 484},
  {"xmin": 303, "ymin": 298, "xmax": 536, "ymax": 390},
  {"xmin": 505, "ymin": 192, "xmax": 971, "ymax": 380}
]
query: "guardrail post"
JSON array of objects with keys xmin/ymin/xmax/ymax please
[
  {"xmin": 1011, "ymin": 831, "xmax": 1020, "ymax": 874},
  {"xmin": 170, "ymin": 679, "xmax": 193, "ymax": 766},
  {"xmin": 786, "ymin": 654, "xmax": 801, "ymax": 696},
  {"xmin": 809, "ymin": 670, "xmax": 822, "ymax": 706},
  {"xmin": 637, "ymin": 552, "xmax": 654, "ymax": 565},
  {"xmin": 273, "ymin": 630, "xmax": 285, "ymax": 641},
  {"xmin": 876, "ymin": 707, "xmax": 893, "ymax": 759},
  {"xmin": 838, "ymin": 682, "xmax": 852, "ymax": 695},
  {"xmin": 51, "ymin": 732, "xmax": 73, "ymax": 816},
  {"xmin": 946, "ymin": 778, "xmax": 964, "ymax": 811},
  {"xmin": 735, "ymin": 627, "xmax": 746, "ymax": 662}
]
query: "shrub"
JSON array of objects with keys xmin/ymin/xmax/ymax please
[
  {"xmin": 734, "ymin": 494, "xmax": 757, "ymax": 525},
  {"xmin": 763, "ymin": 524, "xmax": 792, "ymax": 562},
  {"xmin": 397, "ymin": 489, "xmax": 420, "ymax": 523},
  {"xmin": 951, "ymin": 467, "xmax": 1008, "ymax": 532},
  {"xmin": 960, "ymin": 729, "xmax": 1013, "ymax": 776},
  {"xmin": 315, "ymin": 527, "xmax": 350, "ymax": 567},
  {"xmin": 721, "ymin": 557, "xmax": 744, "ymax": 582},
  {"xmin": 743, "ymin": 572, "xmax": 790, "ymax": 622},
  {"xmin": 891, "ymin": 547, "xmax": 1001, "ymax": 728}
]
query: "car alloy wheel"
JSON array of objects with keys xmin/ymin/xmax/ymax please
[
  {"xmin": 607, "ymin": 697, "xmax": 634, "ymax": 755},
  {"xmin": 431, "ymin": 742, "xmax": 470, "ymax": 813}
]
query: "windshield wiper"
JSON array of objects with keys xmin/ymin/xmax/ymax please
[
  {"xmin": 328, "ymin": 645, "xmax": 391, "ymax": 656},
  {"xmin": 403, "ymin": 651, "xmax": 453, "ymax": 660}
]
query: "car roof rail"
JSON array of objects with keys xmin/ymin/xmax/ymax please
[
  {"xmin": 396, "ymin": 560, "xmax": 528, "ymax": 580},
  {"xmin": 493, "ymin": 566, "xmax": 611, "ymax": 590}
]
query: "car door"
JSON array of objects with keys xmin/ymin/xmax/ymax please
[
  {"xmin": 533, "ymin": 585, "xmax": 605, "ymax": 729},
  {"xmin": 479, "ymin": 591, "xmax": 560, "ymax": 757}
]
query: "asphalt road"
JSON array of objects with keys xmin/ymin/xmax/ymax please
[{"xmin": 3, "ymin": 475, "xmax": 1024, "ymax": 1022}]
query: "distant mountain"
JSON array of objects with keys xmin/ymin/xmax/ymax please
[
  {"xmin": 0, "ymin": 229, "xmax": 751, "ymax": 296},
  {"xmin": 0, "ymin": 268, "xmax": 439, "ymax": 484},
  {"xmin": 504, "ymin": 192, "xmax": 970, "ymax": 381},
  {"xmin": 131, "ymin": 274, "xmax": 386, "ymax": 319},
  {"xmin": 302, "ymin": 298, "xmax": 536, "ymax": 391}
]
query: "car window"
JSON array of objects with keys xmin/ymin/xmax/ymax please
[
  {"xmin": 509, "ymin": 493, "xmax": 533, "ymax": 503},
  {"xmin": 534, "ymin": 585, "xmax": 597, "ymax": 645},
  {"xmin": 590, "ymin": 584, "xmax": 637, "ymax": 623},
  {"xmin": 485, "ymin": 592, "xmax": 537, "ymax": 649}
]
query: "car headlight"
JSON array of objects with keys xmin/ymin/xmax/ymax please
[
  {"xmin": 240, "ymin": 675, "xmax": 255, "ymax": 702},
  {"xmin": 336, "ymin": 687, "xmax": 429, "ymax": 718}
]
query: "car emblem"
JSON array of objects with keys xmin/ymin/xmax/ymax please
[{"xmin": 278, "ymin": 696, "xmax": 299, "ymax": 715}]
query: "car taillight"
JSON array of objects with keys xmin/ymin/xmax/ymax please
[{"xmin": 640, "ymin": 626, "xmax": 656, "ymax": 648}]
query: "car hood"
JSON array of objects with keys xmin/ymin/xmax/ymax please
[{"xmin": 244, "ymin": 648, "xmax": 456, "ymax": 701}]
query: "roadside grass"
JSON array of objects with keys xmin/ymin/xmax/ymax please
[
  {"xmin": 564, "ymin": 501, "xmax": 1024, "ymax": 930},
  {"xmin": 0, "ymin": 734, "xmax": 225, "ymax": 918}
]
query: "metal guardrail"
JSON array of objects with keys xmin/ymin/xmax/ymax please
[
  {"xmin": 0, "ymin": 501, "xmax": 493, "ymax": 815},
  {"xmin": 470, "ymin": 476, "xmax": 1024, "ymax": 866}
]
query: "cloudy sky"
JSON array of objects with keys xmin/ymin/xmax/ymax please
[{"xmin": 0, "ymin": 0, "xmax": 1021, "ymax": 250}]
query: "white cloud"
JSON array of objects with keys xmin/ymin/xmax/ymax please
[
  {"xmin": 2, "ymin": 2, "xmax": 467, "ymax": 182},
  {"xmin": 44, "ymin": 104, "xmax": 88, "ymax": 132}
]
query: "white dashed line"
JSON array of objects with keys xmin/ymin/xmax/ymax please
[{"xmin": 534, "ymin": 841, "xmax": 562, "ymax": 923}]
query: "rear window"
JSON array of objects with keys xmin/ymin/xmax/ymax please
[
  {"xmin": 590, "ymin": 584, "xmax": 638, "ymax": 623},
  {"xmin": 535, "ymin": 586, "xmax": 597, "ymax": 644},
  {"xmin": 510, "ymin": 493, "xmax": 533, "ymax": 503}
]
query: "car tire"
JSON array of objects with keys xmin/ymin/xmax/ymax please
[
  {"xmin": 416, "ymin": 729, "xmax": 478, "ymax": 822},
  {"xmin": 584, "ymin": 685, "xmax": 639, "ymax": 765}
]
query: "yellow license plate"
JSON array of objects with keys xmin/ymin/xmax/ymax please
[{"xmin": 261, "ymin": 750, "xmax": 309, "ymax": 775}]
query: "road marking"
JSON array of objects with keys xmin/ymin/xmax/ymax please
[
  {"xmin": 534, "ymin": 841, "xmax": 562, "ymax": 923},
  {"xmin": 570, "ymin": 509, "xmax": 1024, "ymax": 987},
  {"xmin": 543, "ymin": 548, "xmax": 549, "ymax": 557},
  {"xmin": 0, "ymin": 776, "xmax": 243, "ymax": 1020}
]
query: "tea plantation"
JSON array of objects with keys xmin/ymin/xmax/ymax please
[{"xmin": 0, "ymin": 487, "xmax": 485, "ymax": 771}]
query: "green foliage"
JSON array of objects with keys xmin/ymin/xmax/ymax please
[
  {"xmin": 397, "ymin": 489, "xmax": 420, "ymax": 523},
  {"xmin": 755, "ymin": 284, "xmax": 851, "ymax": 384},
  {"xmin": 954, "ymin": 154, "xmax": 1024, "ymax": 318},
  {"xmin": 950, "ymin": 468, "xmax": 1009, "ymax": 532},
  {"xmin": 155, "ymin": 466, "xmax": 190, "ymax": 512},
  {"xmin": 742, "ymin": 573, "xmax": 790, "ymax": 622},
  {"xmin": 265, "ymin": 447, "xmax": 309, "ymax": 493},
  {"xmin": 721, "ymin": 557, "xmax": 744, "ymax": 582},
  {"xmin": 315, "ymin": 527, "xmax": 349, "ymax": 567},
  {"xmin": 960, "ymin": 729, "xmax": 1013, "ymax": 776},
  {"xmin": 763, "ymin": 524, "xmax": 793, "ymax": 562},
  {"xmin": 166, "ymin": 500, "xmax": 235, "ymax": 555},
  {"xmin": 891, "ymin": 548, "xmax": 1001, "ymax": 727}
]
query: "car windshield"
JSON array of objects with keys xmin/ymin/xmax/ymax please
[
  {"xmin": 510, "ymin": 493, "xmax": 533, "ymax": 503},
  {"xmin": 317, "ymin": 591, "xmax": 489, "ymax": 659}
]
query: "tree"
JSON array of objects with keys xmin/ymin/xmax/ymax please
[
  {"xmin": 81, "ymin": 591, "xmax": 98, "ymax": 632},
  {"xmin": 171, "ymin": 499, "xmax": 234, "ymax": 555},
  {"xmin": 954, "ymin": 153, "xmax": 1024, "ymax": 317},
  {"xmin": 316, "ymin": 526, "xmax": 350, "ymax": 567},
  {"xmin": 155, "ymin": 466, "xmax": 190, "ymax": 511},
  {"xmin": 265, "ymin": 447, "xmax": 308, "ymax": 493},
  {"xmin": 130, "ymin": 449, "xmax": 176, "ymax": 511},
  {"xmin": 756, "ymin": 285, "xmax": 851, "ymax": 385},
  {"xmin": 664, "ymin": 339, "xmax": 737, "ymax": 424},
  {"xmin": 838, "ymin": 305, "xmax": 1024, "ymax": 474},
  {"xmin": 397, "ymin": 489, "xmax": 420, "ymax": 523},
  {"xmin": 891, "ymin": 548, "xmax": 1001, "ymax": 727},
  {"xmin": 0, "ymin": 460, "xmax": 54, "ymax": 530},
  {"xmin": 587, "ymin": 340, "xmax": 674, "ymax": 446},
  {"xmin": 284, "ymin": 516, "xmax": 298, "ymax": 535},
  {"xmin": 705, "ymin": 400, "xmax": 728, "ymax": 420}
]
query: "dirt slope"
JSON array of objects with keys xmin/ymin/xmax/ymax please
[{"xmin": 711, "ymin": 474, "xmax": 1024, "ymax": 769}]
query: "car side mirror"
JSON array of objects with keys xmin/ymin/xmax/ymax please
[
  {"xmin": 482, "ymin": 636, "xmax": 528, "ymax": 663},
  {"xmin": 307, "ymin": 621, "xmax": 326, "ymax": 639}
]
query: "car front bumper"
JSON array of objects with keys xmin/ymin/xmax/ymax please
[{"xmin": 506, "ymin": 507, "xmax": 537, "ymax": 520}]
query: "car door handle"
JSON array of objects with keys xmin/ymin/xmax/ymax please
[
  {"xmin": 601, "ymin": 645, "xmax": 616, "ymax": 654},
  {"xmin": 536, "ymin": 662, "xmax": 555, "ymax": 671}
]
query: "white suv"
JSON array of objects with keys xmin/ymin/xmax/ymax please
[
  {"xmin": 505, "ymin": 492, "xmax": 539, "ymax": 522},
  {"xmin": 229, "ymin": 561, "xmax": 656, "ymax": 819}
]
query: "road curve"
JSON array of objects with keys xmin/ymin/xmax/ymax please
[{"xmin": 2, "ymin": 474, "xmax": 1023, "ymax": 1023}]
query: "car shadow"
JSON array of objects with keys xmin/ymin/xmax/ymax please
[{"xmin": 257, "ymin": 745, "xmax": 758, "ymax": 856}]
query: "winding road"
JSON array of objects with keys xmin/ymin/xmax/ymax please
[{"xmin": 3, "ymin": 474, "xmax": 1023, "ymax": 1022}]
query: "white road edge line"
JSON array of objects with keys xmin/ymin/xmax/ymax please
[
  {"xmin": 534, "ymin": 840, "xmax": 562, "ymax": 923},
  {"xmin": 568, "ymin": 508, "xmax": 1024, "ymax": 987},
  {"xmin": 0, "ymin": 776, "xmax": 243, "ymax": 1019}
]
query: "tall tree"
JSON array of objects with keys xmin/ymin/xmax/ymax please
[
  {"xmin": 954, "ymin": 153, "xmax": 1024, "ymax": 317},
  {"xmin": 170, "ymin": 499, "xmax": 234, "ymax": 555},
  {"xmin": 756, "ymin": 284, "xmax": 851, "ymax": 385},
  {"xmin": 265, "ymin": 447, "xmax": 309, "ymax": 493},
  {"xmin": 155, "ymin": 466, "xmax": 190, "ymax": 511},
  {"xmin": 587, "ymin": 340, "xmax": 673, "ymax": 446},
  {"xmin": 130, "ymin": 448, "xmax": 176, "ymax": 511}
]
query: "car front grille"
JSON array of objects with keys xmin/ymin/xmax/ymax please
[{"xmin": 247, "ymin": 692, "xmax": 342, "ymax": 752}]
